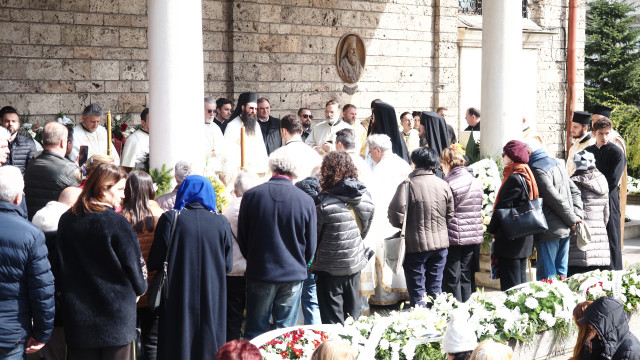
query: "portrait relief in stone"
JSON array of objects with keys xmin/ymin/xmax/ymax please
[{"xmin": 336, "ymin": 33, "xmax": 366, "ymax": 83}]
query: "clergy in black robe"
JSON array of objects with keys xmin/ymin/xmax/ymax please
[
  {"xmin": 148, "ymin": 175, "xmax": 233, "ymax": 359},
  {"xmin": 368, "ymin": 101, "xmax": 410, "ymax": 163},
  {"xmin": 586, "ymin": 140, "xmax": 626, "ymax": 270},
  {"xmin": 420, "ymin": 111, "xmax": 449, "ymax": 155}
]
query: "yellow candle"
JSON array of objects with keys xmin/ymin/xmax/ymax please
[
  {"xmin": 240, "ymin": 126, "xmax": 245, "ymax": 169},
  {"xmin": 106, "ymin": 110, "xmax": 112, "ymax": 156}
]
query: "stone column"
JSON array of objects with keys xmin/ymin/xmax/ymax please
[
  {"xmin": 480, "ymin": 1, "xmax": 523, "ymax": 158},
  {"xmin": 148, "ymin": 0, "xmax": 205, "ymax": 172}
]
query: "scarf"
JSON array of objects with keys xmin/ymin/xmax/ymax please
[
  {"xmin": 493, "ymin": 163, "xmax": 539, "ymax": 210},
  {"xmin": 174, "ymin": 175, "xmax": 217, "ymax": 212}
]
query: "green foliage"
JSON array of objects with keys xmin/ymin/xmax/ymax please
[
  {"xmin": 413, "ymin": 342, "xmax": 445, "ymax": 360},
  {"xmin": 207, "ymin": 176, "xmax": 229, "ymax": 213},
  {"xmin": 585, "ymin": 0, "xmax": 640, "ymax": 108},
  {"xmin": 150, "ymin": 164, "xmax": 173, "ymax": 196}
]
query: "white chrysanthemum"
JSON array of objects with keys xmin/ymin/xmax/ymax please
[
  {"xmin": 379, "ymin": 339, "xmax": 390, "ymax": 350},
  {"xmin": 525, "ymin": 297, "xmax": 539, "ymax": 309},
  {"xmin": 534, "ymin": 291, "xmax": 549, "ymax": 299},
  {"xmin": 539, "ymin": 310, "xmax": 556, "ymax": 327}
]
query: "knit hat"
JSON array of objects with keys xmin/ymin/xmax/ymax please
[
  {"xmin": 442, "ymin": 308, "xmax": 478, "ymax": 354},
  {"xmin": 573, "ymin": 150, "xmax": 596, "ymax": 171},
  {"xmin": 502, "ymin": 140, "xmax": 529, "ymax": 164}
]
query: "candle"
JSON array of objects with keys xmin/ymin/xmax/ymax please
[
  {"xmin": 240, "ymin": 125, "xmax": 246, "ymax": 169},
  {"xmin": 106, "ymin": 110, "xmax": 112, "ymax": 156}
]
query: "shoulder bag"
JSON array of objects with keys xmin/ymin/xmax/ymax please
[
  {"xmin": 494, "ymin": 175, "xmax": 548, "ymax": 240},
  {"xmin": 148, "ymin": 210, "xmax": 179, "ymax": 312},
  {"xmin": 384, "ymin": 181, "xmax": 410, "ymax": 274}
]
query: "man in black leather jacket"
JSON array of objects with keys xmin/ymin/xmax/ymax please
[{"xmin": 256, "ymin": 98, "xmax": 282, "ymax": 155}]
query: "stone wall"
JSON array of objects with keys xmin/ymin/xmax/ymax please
[{"xmin": 0, "ymin": 0, "xmax": 582, "ymax": 155}]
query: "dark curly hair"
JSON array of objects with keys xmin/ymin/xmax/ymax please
[{"xmin": 320, "ymin": 151, "xmax": 358, "ymax": 191}]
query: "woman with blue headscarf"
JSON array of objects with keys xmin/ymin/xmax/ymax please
[{"xmin": 148, "ymin": 175, "xmax": 233, "ymax": 360}]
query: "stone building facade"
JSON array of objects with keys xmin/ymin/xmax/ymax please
[{"xmin": 0, "ymin": 0, "xmax": 583, "ymax": 157}]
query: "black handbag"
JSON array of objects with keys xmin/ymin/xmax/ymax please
[
  {"xmin": 148, "ymin": 210, "xmax": 179, "ymax": 312},
  {"xmin": 494, "ymin": 175, "xmax": 548, "ymax": 240}
]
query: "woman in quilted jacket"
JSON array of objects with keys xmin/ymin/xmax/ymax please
[
  {"xmin": 311, "ymin": 151, "xmax": 374, "ymax": 324},
  {"xmin": 121, "ymin": 170, "xmax": 164, "ymax": 360},
  {"xmin": 440, "ymin": 147, "xmax": 484, "ymax": 302}
]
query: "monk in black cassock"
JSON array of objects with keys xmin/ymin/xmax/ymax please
[
  {"xmin": 420, "ymin": 111, "xmax": 449, "ymax": 155},
  {"xmin": 368, "ymin": 100, "xmax": 410, "ymax": 163},
  {"xmin": 585, "ymin": 117, "xmax": 626, "ymax": 270},
  {"xmin": 148, "ymin": 175, "xmax": 232, "ymax": 359}
]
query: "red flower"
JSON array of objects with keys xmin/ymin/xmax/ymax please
[{"xmin": 121, "ymin": 123, "xmax": 128, "ymax": 132}]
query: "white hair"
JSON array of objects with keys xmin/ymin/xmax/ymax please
[
  {"xmin": 0, "ymin": 166, "xmax": 24, "ymax": 203},
  {"xmin": 367, "ymin": 134, "xmax": 392, "ymax": 153},
  {"xmin": 234, "ymin": 170, "xmax": 260, "ymax": 197},
  {"xmin": 175, "ymin": 160, "xmax": 193, "ymax": 185},
  {"xmin": 268, "ymin": 146, "xmax": 299, "ymax": 179},
  {"xmin": 523, "ymin": 138, "xmax": 542, "ymax": 152}
]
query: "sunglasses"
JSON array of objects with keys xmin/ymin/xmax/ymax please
[
  {"xmin": 207, "ymin": 109, "xmax": 214, "ymax": 114},
  {"xmin": 302, "ymin": 114, "xmax": 313, "ymax": 119}
]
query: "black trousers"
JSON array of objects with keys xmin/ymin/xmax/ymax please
[
  {"xmin": 136, "ymin": 307, "xmax": 158, "ymax": 360},
  {"xmin": 226, "ymin": 276, "xmax": 246, "ymax": 341},
  {"xmin": 442, "ymin": 245, "xmax": 476, "ymax": 302},
  {"xmin": 66, "ymin": 343, "xmax": 134, "ymax": 360},
  {"xmin": 315, "ymin": 272, "xmax": 361, "ymax": 325},
  {"xmin": 607, "ymin": 192, "xmax": 623, "ymax": 270},
  {"xmin": 498, "ymin": 257, "xmax": 527, "ymax": 291}
]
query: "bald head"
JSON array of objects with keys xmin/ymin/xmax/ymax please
[
  {"xmin": 58, "ymin": 186, "xmax": 82, "ymax": 206},
  {"xmin": 42, "ymin": 122, "xmax": 68, "ymax": 155}
]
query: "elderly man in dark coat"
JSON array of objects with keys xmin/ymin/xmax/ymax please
[
  {"xmin": 237, "ymin": 145, "xmax": 317, "ymax": 339},
  {"xmin": 148, "ymin": 175, "xmax": 233, "ymax": 359}
]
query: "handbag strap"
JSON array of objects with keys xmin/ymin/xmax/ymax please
[
  {"xmin": 162, "ymin": 210, "xmax": 180, "ymax": 267},
  {"xmin": 401, "ymin": 181, "xmax": 410, "ymax": 237},
  {"xmin": 516, "ymin": 174, "xmax": 531, "ymax": 202},
  {"xmin": 347, "ymin": 205, "xmax": 363, "ymax": 234}
]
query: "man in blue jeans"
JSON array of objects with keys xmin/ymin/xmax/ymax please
[
  {"xmin": 525, "ymin": 139, "xmax": 583, "ymax": 280},
  {"xmin": 0, "ymin": 165, "xmax": 55, "ymax": 359},
  {"xmin": 237, "ymin": 146, "xmax": 317, "ymax": 339}
]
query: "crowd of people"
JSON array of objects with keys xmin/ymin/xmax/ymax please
[{"xmin": 0, "ymin": 96, "xmax": 635, "ymax": 360}]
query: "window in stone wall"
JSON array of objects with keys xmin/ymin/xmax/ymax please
[{"xmin": 458, "ymin": 0, "xmax": 528, "ymax": 18}]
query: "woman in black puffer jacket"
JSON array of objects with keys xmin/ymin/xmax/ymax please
[{"xmin": 311, "ymin": 151, "xmax": 374, "ymax": 325}]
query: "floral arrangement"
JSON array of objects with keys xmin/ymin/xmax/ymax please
[
  {"xmin": 628, "ymin": 176, "xmax": 640, "ymax": 195},
  {"xmin": 110, "ymin": 112, "xmax": 138, "ymax": 140},
  {"xmin": 468, "ymin": 158, "xmax": 502, "ymax": 247},
  {"xmin": 259, "ymin": 328, "xmax": 329, "ymax": 360},
  {"xmin": 449, "ymin": 143, "xmax": 465, "ymax": 154},
  {"xmin": 566, "ymin": 268, "xmax": 640, "ymax": 311},
  {"xmin": 208, "ymin": 175, "xmax": 229, "ymax": 213},
  {"xmin": 20, "ymin": 123, "xmax": 43, "ymax": 145}
]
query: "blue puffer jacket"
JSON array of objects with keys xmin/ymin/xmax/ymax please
[{"xmin": 0, "ymin": 201, "xmax": 55, "ymax": 347}]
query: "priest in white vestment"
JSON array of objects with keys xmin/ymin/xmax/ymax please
[
  {"xmin": 223, "ymin": 92, "xmax": 269, "ymax": 183},
  {"xmin": 120, "ymin": 108, "xmax": 149, "ymax": 168},
  {"xmin": 365, "ymin": 134, "xmax": 412, "ymax": 305},
  {"xmin": 71, "ymin": 103, "xmax": 120, "ymax": 164},
  {"xmin": 203, "ymin": 97, "xmax": 230, "ymax": 181}
]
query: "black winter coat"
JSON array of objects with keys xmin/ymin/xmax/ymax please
[
  {"xmin": 57, "ymin": 207, "xmax": 147, "ymax": 348},
  {"xmin": 580, "ymin": 297, "xmax": 640, "ymax": 360},
  {"xmin": 8, "ymin": 133, "xmax": 37, "ymax": 174},
  {"xmin": 0, "ymin": 202, "xmax": 54, "ymax": 347},
  {"xmin": 311, "ymin": 179, "xmax": 374, "ymax": 276},
  {"xmin": 259, "ymin": 116, "xmax": 282, "ymax": 155},
  {"xmin": 487, "ymin": 174, "xmax": 534, "ymax": 259},
  {"xmin": 148, "ymin": 204, "xmax": 233, "ymax": 360},
  {"xmin": 24, "ymin": 150, "xmax": 80, "ymax": 220}
]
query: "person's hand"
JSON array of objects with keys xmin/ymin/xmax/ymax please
[
  {"xmin": 25, "ymin": 337, "xmax": 45, "ymax": 354},
  {"xmin": 571, "ymin": 225, "xmax": 576, "ymax": 231},
  {"xmin": 313, "ymin": 146, "xmax": 324, "ymax": 155},
  {"xmin": 322, "ymin": 142, "xmax": 334, "ymax": 153}
]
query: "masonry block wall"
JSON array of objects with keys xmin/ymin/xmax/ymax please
[{"xmin": 0, "ymin": 0, "xmax": 581, "ymax": 156}]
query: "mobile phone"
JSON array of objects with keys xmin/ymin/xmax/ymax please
[{"xmin": 78, "ymin": 145, "xmax": 89, "ymax": 167}]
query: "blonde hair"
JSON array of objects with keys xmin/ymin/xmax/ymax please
[
  {"xmin": 440, "ymin": 147, "xmax": 466, "ymax": 169},
  {"xmin": 85, "ymin": 154, "xmax": 115, "ymax": 177},
  {"xmin": 470, "ymin": 340, "xmax": 513, "ymax": 360},
  {"xmin": 311, "ymin": 339, "xmax": 355, "ymax": 360}
]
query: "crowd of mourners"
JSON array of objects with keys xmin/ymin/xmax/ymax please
[{"xmin": 0, "ymin": 97, "xmax": 638, "ymax": 360}]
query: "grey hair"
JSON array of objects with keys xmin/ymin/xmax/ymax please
[
  {"xmin": 523, "ymin": 138, "xmax": 542, "ymax": 152},
  {"xmin": 82, "ymin": 103, "xmax": 103, "ymax": 117},
  {"xmin": 367, "ymin": 134, "xmax": 392, "ymax": 153},
  {"xmin": 175, "ymin": 160, "xmax": 193, "ymax": 185},
  {"xmin": 0, "ymin": 166, "xmax": 24, "ymax": 203},
  {"xmin": 268, "ymin": 146, "xmax": 299, "ymax": 178},
  {"xmin": 234, "ymin": 170, "xmax": 260, "ymax": 197},
  {"xmin": 42, "ymin": 122, "xmax": 68, "ymax": 146},
  {"xmin": 204, "ymin": 97, "xmax": 216, "ymax": 104},
  {"xmin": 0, "ymin": 126, "xmax": 9, "ymax": 143}
]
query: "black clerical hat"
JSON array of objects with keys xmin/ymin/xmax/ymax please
[
  {"xmin": 592, "ymin": 105, "xmax": 612, "ymax": 118},
  {"xmin": 230, "ymin": 92, "xmax": 259, "ymax": 120},
  {"xmin": 572, "ymin": 111, "xmax": 591, "ymax": 125}
]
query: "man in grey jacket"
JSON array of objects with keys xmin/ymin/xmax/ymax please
[{"xmin": 525, "ymin": 140, "xmax": 583, "ymax": 280}]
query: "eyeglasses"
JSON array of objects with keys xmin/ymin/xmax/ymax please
[
  {"xmin": 207, "ymin": 109, "xmax": 214, "ymax": 114},
  {"xmin": 302, "ymin": 114, "xmax": 313, "ymax": 119},
  {"xmin": 501, "ymin": 152, "xmax": 506, "ymax": 157}
]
